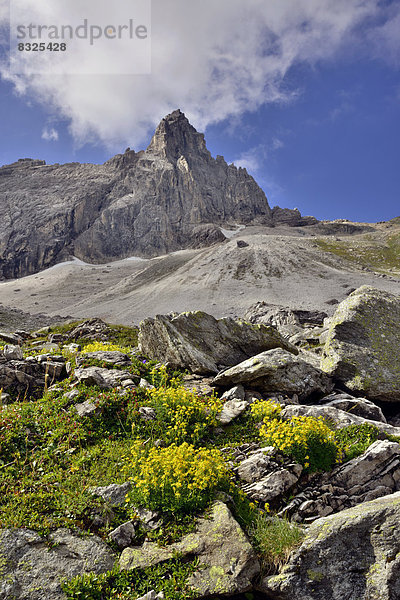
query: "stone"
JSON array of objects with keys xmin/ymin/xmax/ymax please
[
  {"xmin": 262, "ymin": 491, "xmax": 400, "ymax": 600},
  {"xmin": 321, "ymin": 392, "xmax": 387, "ymax": 423},
  {"xmin": 281, "ymin": 404, "xmax": 400, "ymax": 436},
  {"xmin": 68, "ymin": 319, "xmax": 112, "ymax": 341},
  {"xmin": 139, "ymin": 406, "xmax": 157, "ymax": 421},
  {"xmin": 237, "ymin": 451, "xmax": 275, "ymax": 483},
  {"xmin": 109, "ymin": 521, "xmax": 137, "ymax": 549},
  {"xmin": 74, "ymin": 366, "xmax": 138, "ymax": 389},
  {"xmin": 139, "ymin": 311, "xmax": 297, "ymax": 374},
  {"xmin": 120, "ymin": 501, "xmax": 260, "ymax": 597},
  {"xmin": 74, "ymin": 400, "xmax": 98, "ymax": 417},
  {"xmin": 213, "ymin": 349, "xmax": 333, "ymax": 400},
  {"xmin": 242, "ymin": 466, "xmax": 302, "ymax": 503},
  {"xmin": 221, "ymin": 384, "xmax": 245, "ymax": 401},
  {"xmin": 0, "ymin": 528, "xmax": 115, "ymax": 600},
  {"xmin": 321, "ymin": 286, "xmax": 400, "ymax": 402},
  {"xmin": 90, "ymin": 482, "xmax": 131, "ymax": 507},
  {"xmin": 78, "ymin": 350, "xmax": 131, "ymax": 367},
  {"xmin": 0, "ymin": 331, "xmax": 22, "ymax": 345},
  {"xmin": 131, "ymin": 506, "xmax": 162, "ymax": 531},
  {"xmin": 139, "ymin": 378, "xmax": 156, "ymax": 390},
  {"xmin": 3, "ymin": 344, "xmax": 23, "ymax": 360},
  {"xmin": 217, "ymin": 399, "xmax": 249, "ymax": 425}
]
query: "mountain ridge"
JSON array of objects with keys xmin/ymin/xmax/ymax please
[{"xmin": 0, "ymin": 109, "xmax": 316, "ymax": 280}]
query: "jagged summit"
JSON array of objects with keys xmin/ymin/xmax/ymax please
[
  {"xmin": 147, "ymin": 109, "xmax": 211, "ymax": 162},
  {"xmin": 0, "ymin": 110, "xmax": 317, "ymax": 279}
]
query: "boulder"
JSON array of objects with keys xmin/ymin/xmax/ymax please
[
  {"xmin": 262, "ymin": 491, "xmax": 400, "ymax": 600},
  {"xmin": 138, "ymin": 311, "xmax": 297, "ymax": 375},
  {"xmin": 242, "ymin": 465, "xmax": 303, "ymax": 503},
  {"xmin": 0, "ymin": 528, "xmax": 115, "ymax": 600},
  {"xmin": 213, "ymin": 349, "xmax": 333, "ymax": 400},
  {"xmin": 321, "ymin": 286, "xmax": 400, "ymax": 402},
  {"xmin": 281, "ymin": 405, "xmax": 400, "ymax": 436},
  {"xmin": 321, "ymin": 392, "xmax": 387, "ymax": 423},
  {"xmin": 77, "ymin": 351, "xmax": 131, "ymax": 367},
  {"xmin": 120, "ymin": 501, "xmax": 260, "ymax": 597},
  {"xmin": 217, "ymin": 399, "xmax": 249, "ymax": 425},
  {"xmin": 73, "ymin": 366, "xmax": 138, "ymax": 389},
  {"xmin": 90, "ymin": 482, "xmax": 131, "ymax": 507}
]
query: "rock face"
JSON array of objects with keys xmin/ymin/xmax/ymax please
[
  {"xmin": 263, "ymin": 491, "xmax": 400, "ymax": 600},
  {"xmin": 321, "ymin": 286, "xmax": 400, "ymax": 402},
  {"xmin": 120, "ymin": 501, "xmax": 260, "ymax": 597},
  {"xmin": 0, "ymin": 528, "xmax": 115, "ymax": 600},
  {"xmin": 213, "ymin": 348, "xmax": 333, "ymax": 400},
  {"xmin": 138, "ymin": 311, "xmax": 297, "ymax": 374},
  {"xmin": 0, "ymin": 110, "xmax": 314, "ymax": 280}
]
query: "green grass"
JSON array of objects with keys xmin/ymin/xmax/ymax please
[
  {"xmin": 315, "ymin": 232, "xmax": 400, "ymax": 275},
  {"xmin": 250, "ymin": 513, "xmax": 304, "ymax": 573}
]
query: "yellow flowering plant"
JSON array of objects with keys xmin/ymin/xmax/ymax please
[
  {"xmin": 250, "ymin": 399, "xmax": 282, "ymax": 422},
  {"xmin": 81, "ymin": 341, "xmax": 131, "ymax": 354},
  {"xmin": 126, "ymin": 441, "xmax": 230, "ymax": 516},
  {"xmin": 144, "ymin": 385, "xmax": 223, "ymax": 446},
  {"xmin": 259, "ymin": 415, "xmax": 340, "ymax": 472}
]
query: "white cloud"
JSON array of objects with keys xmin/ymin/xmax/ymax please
[
  {"xmin": 233, "ymin": 147, "xmax": 263, "ymax": 175},
  {"xmin": 41, "ymin": 126, "xmax": 59, "ymax": 141},
  {"xmin": 0, "ymin": 0, "xmax": 395, "ymax": 150}
]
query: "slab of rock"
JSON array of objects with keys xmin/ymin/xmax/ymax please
[
  {"xmin": 3, "ymin": 344, "xmax": 23, "ymax": 360},
  {"xmin": 321, "ymin": 286, "xmax": 400, "ymax": 402},
  {"xmin": 120, "ymin": 501, "xmax": 260, "ymax": 597},
  {"xmin": 213, "ymin": 349, "xmax": 333, "ymax": 400},
  {"xmin": 217, "ymin": 399, "xmax": 249, "ymax": 424},
  {"xmin": 109, "ymin": 521, "xmax": 137, "ymax": 549},
  {"xmin": 242, "ymin": 465, "xmax": 302, "ymax": 503},
  {"xmin": 74, "ymin": 366, "xmax": 138, "ymax": 389},
  {"xmin": 281, "ymin": 404, "xmax": 400, "ymax": 436},
  {"xmin": 237, "ymin": 450, "xmax": 276, "ymax": 484},
  {"xmin": 221, "ymin": 384, "xmax": 246, "ymax": 402},
  {"xmin": 78, "ymin": 351, "xmax": 131, "ymax": 367},
  {"xmin": 262, "ymin": 491, "xmax": 400, "ymax": 600},
  {"xmin": 90, "ymin": 482, "xmax": 131, "ymax": 507},
  {"xmin": 0, "ymin": 528, "xmax": 115, "ymax": 600},
  {"xmin": 138, "ymin": 311, "xmax": 297, "ymax": 374},
  {"xmin": 320, "ymin": 392, "xmax": 387, "ymax": 423}
]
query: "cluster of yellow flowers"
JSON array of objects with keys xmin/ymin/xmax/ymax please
[
  {"xmin": 81, "ymin": 341, "xmax": 131, "ymax": 354},
  {"xmin": 250, "ymin": 398, "xmax": 282, "ymax": 421},
  {"xmin": 127, "ymin": 441, "xmax": 229, "ymax": 514},
  {"xmin": 260, "ymin": 415, "xmax": 339, "ymax": 472},
  {"xmin": 147, "ymin": 386, "xmax": 223, "ymax": 445}
]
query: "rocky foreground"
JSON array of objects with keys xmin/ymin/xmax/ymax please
[{"xmin": 1, "ymin": 285, "xmax": 400, "ymax": 600}]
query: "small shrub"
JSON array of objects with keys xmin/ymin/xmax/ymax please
[
  {"xmin": 259, "ymin": 416, "xmax": 339, "ymax": 472},
  {"xmin": 126, "ymin": 441, "xmax": 229, "ymax": 516},
  {"xmin": 143, "ymin": 385, "xmax": 222, "ymax": 445},
  {"xmin": 335, "ymin": 423, "xmax": 380, "ymax": 461},
  {"xmin": 250, "ymin": 399, "xmax": 282, "ymax": 422},
  {"xmin": 251, "ymin": 513, "xmax": 304, "ymax": 573}
]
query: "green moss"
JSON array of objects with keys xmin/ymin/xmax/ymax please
[{"xmin": 307, "ymin": 568, "xmax": 325, "ymax": 582}]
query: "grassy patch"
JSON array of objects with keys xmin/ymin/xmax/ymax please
[
  {"xmin": 250, "ymin": 513, "xmax": 304, "ymax": 573},
  {"xmin": 315, "ymin": 232, "xmax": 400, "ymax": 275}
]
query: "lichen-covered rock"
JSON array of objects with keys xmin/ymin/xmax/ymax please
[
  {"xmin": 242, "ymin": 465, "xmax": 303, "ymax": 503},
  {"xmin": 120, "ymin": 501, "xmax": 260, "ymax": 597},
  {"xmin": 138, "ymin": 311, "xmax": 297, "ymax": 374},
  {"xmin": 217, "ymin": 399, "xmax": 249, "ymax": 424},
  {"xmin": 213, "ymin": 348, "xmax": 333, "ymax": 400},
  {"xmin": 321, "ymin": 286, "xmax": 400, "ymax": 402},
  {"xmin": 0, "ymin": 528, "xmax": 115, "ymax": 600},
  {"xmin": 262, "ymin": 491, "xmax": 400, "ymax": 600}
]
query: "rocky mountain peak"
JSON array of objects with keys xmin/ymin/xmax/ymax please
[{"xmin": 146, "ymin": 109, "xmax": 211, "ymax": 163}]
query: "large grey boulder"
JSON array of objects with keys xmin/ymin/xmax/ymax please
[
  {"xmin": 321, "ymin": 392, "xmax": 387, "ymax": 423},
  {"xmin": 262, "ymin": 491, "xmax": 400, "ymax": 600},
  {"xmin": 73, "ymin": 366, "xmax": 138, "ymax": 389},
  {"xmin": 120, "ymin": 501, "xmax": 260, "ymax": 597},
  {"xmin": 321, "ymin": 286, "xmax": 400, "ymax": 402},
  {"xmin": 138, "ymin": 311, "xmax": 297, "ymax": 375},
  {"xmin": 213, "ymin": 348, "xmax": 333, "ymax": 400},
  {"xmin": 281, "ymin": 404, "xmax": 400, "ymax": 436},
  {"xmin": 0, "ymin": 528, "xmax": 115, "ymax": 600}
]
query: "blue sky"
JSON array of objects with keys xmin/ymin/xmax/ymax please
[{"xmin": 0, "ymin": 0, "xmax": 399, "ymax": 223}]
